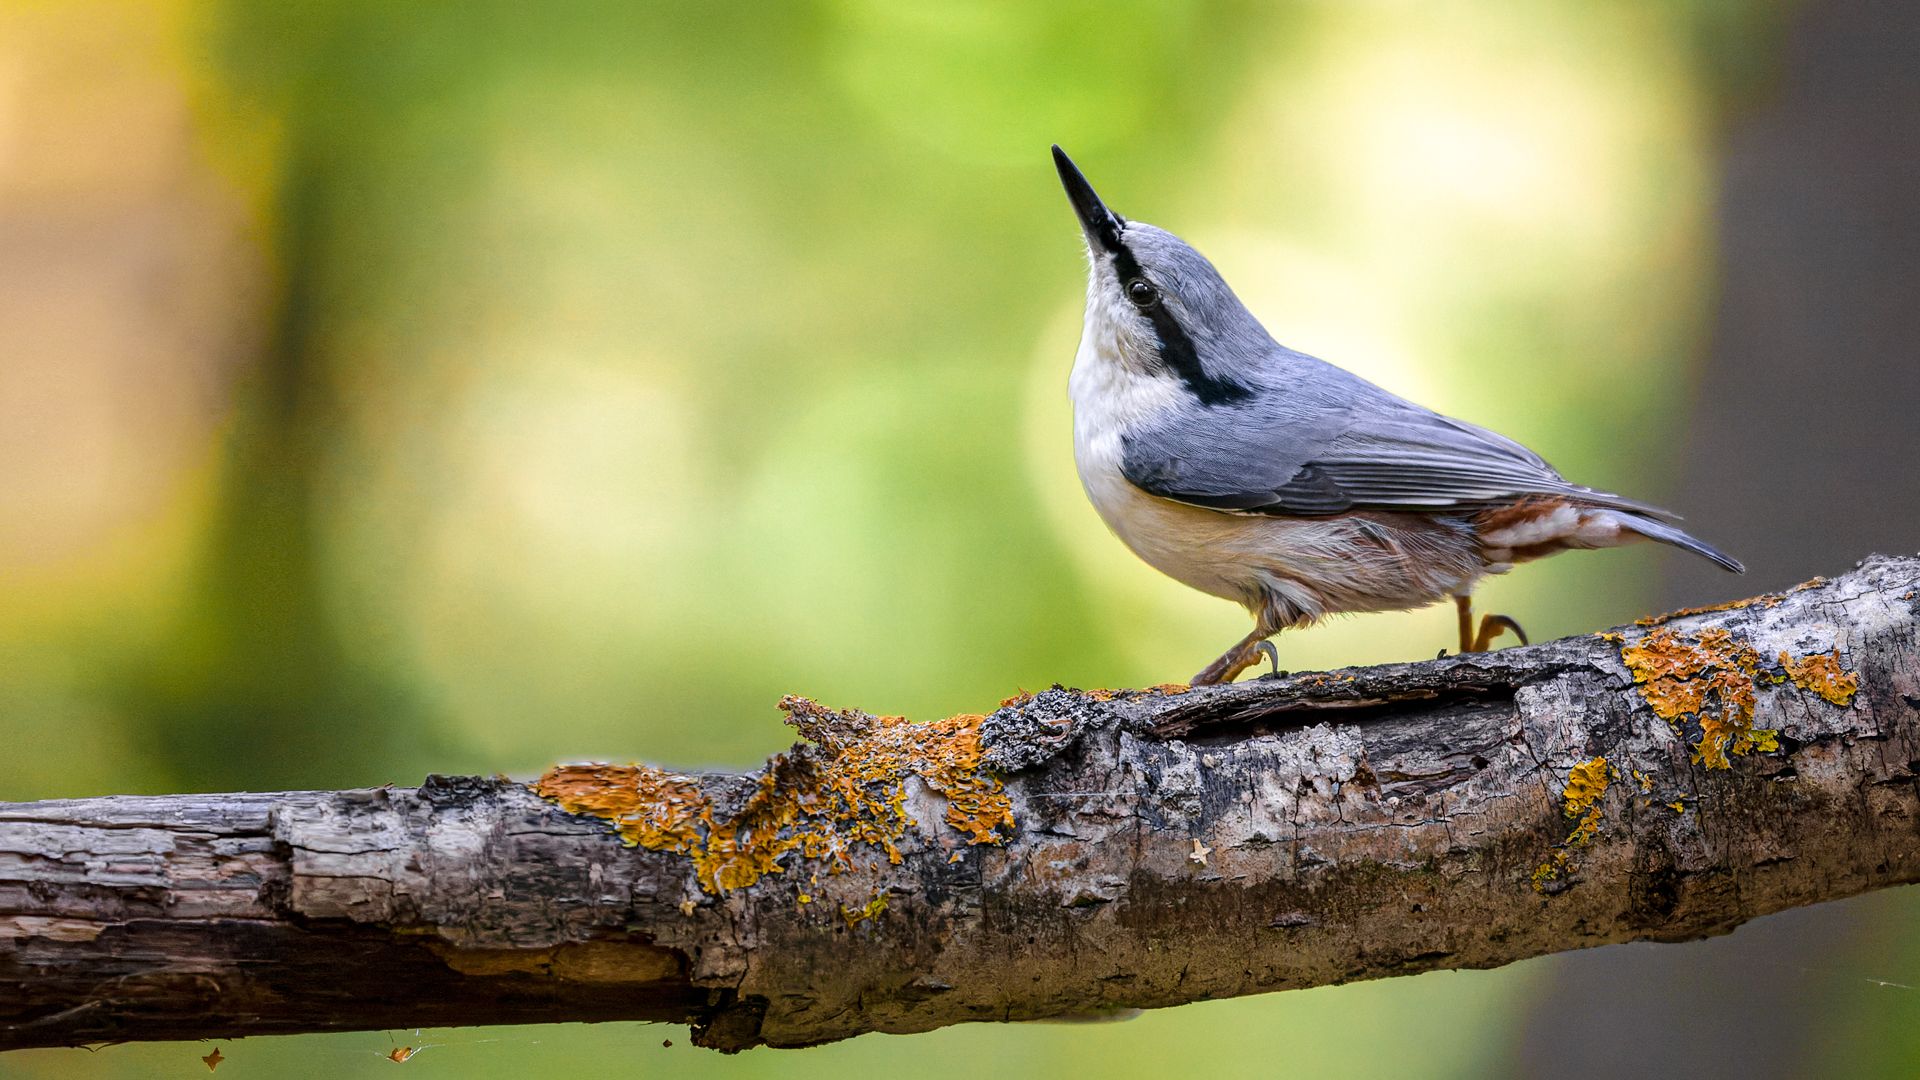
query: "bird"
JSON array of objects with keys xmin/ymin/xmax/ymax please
[{"xmin": 1051, "ymin": 145, "xmax": 1743, "ymax": 687}]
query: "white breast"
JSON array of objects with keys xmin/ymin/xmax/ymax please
[{"xmin": 1069, "ymin": 327, "xmax": 1268, "ymax": 605}]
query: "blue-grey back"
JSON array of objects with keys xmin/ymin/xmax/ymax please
[{"xmin": 1118, "ymin": 339, "xmax": 1668, "ymax": 518}]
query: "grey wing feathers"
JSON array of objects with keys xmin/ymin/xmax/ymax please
[
  {"xmin": 1285, "ymin": 408, "xmax": 1675, "ymax": 516},
  {"xmin": 1119, "ymin": 363, "xmax": 1673, "ymax": 519}
]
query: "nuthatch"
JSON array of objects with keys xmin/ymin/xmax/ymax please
[{"xmin": 1052, "ymin": 146, "xmax": 1742, "ymax": 686}]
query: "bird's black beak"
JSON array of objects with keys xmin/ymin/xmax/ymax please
[{"xmin": 1053, "ymin": 145, "xmax": 1124, "ymax": 255}]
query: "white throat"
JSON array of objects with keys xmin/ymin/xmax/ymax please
[{"xmin": 1068, "ymin": 297, "xmax": 1186, "ymax": 535}]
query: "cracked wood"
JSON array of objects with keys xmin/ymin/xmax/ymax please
[{"xmin": 2, "ymin": 554, "xmax": 1917, "ymax": 1052}]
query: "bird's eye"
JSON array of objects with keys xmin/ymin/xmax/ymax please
[{"xmin": 1125, "ymin": 278, "xmax": 1159, "ymax": 309}]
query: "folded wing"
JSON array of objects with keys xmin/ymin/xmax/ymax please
[{"xmin": 1118, "ymin": 367, "xmax": 1671, "ymax": 520}]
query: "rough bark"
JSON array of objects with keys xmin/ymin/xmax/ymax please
[{"xmin": 3, "ymin": 554, "xmax": 1917, "ymax": 1053}]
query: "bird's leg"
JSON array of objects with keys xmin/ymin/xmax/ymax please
[
  {"xmin": 1192, "ymin": 618, "xmax": 1282, "ymax": 686},
  {"xmin": 1453, "ymin": 595, "xmax": 1530, "ymax": 653}
]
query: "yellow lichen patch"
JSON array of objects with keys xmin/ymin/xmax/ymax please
[
  {"xmin": 533, "ymin": 697, "xmax": 1014, "ymax": 895},
  {"xmin": 1531, "ymin": 851, "xmax": 1571, "ymax": 889},
  {"xmin": 1619, "ymin": 628, "xmax": 1779, "ymax": 769},
  {"xmin": 1532, "ymin": 756, "xmax": 1611, "ymax": 892},
  {"xmin": 842, "ymin": 894, "xmax": 888, "ymax": 927},
  {"xmin": 1562, "ymin": 757, "xmax": 1611, "ymax": 846},
  {"xmin": 1781, "ymin": 649, "xmax": 1859, "ymax": 706},
  {"xmin": 1668, "ymin": 801, "xmax": 1687, "ymax": 813}
]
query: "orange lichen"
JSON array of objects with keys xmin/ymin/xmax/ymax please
[
  {"xmin": 533, "ymin": 763, "xmax": 710, "ymax": 855},
  {"xmin": 1074, "ymin": 684, "xmax": 1191, "ymax": 705},
  {"xmin": 1620, "ymin": 628, "xmax": 1778, "ymax": 769},
  {"xmin": 533, "ymin": 697, "xmax": 1014, "ymax": 895},
  {"xmin": 1620, "ymin": 627, "xmax": 1858, "ymax": 769},
  {"xmin": 1634, "ymin": 593, "xmax": 1784, "ymax": 627},
  {"xmin": 1781, "ymin": 649, "xmax": 1859, "ymax": 706}
]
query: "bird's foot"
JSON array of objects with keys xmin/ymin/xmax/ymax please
[
  {"xmin": 1192, "ymin": 638, "xmax": 1275, "ymax": 686},
  {"xmin": 1470, "ymin": 614, "xmax": 1529, "ymax": 652},
  {"xmin": 1453, "ymin": 595, "xmax": 1528, "ymax": 653}
]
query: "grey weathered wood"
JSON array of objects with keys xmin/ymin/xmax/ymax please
[{"xmin": 2, "ymin": 554, "xmax": 1917, "ymax": 1052}]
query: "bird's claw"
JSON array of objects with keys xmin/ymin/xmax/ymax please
[{"xmin": 1253, "ymin": 640, "xmax": 1283, "ymax": 679}]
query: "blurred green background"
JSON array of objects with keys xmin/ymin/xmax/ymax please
[{"xmin": 5, "ymin": 0, "xmax": 1919, "ymax": 1076}]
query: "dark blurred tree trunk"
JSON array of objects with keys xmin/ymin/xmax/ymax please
[
  {"xmin": 120, "ymin": 15, "xmax": 432, "ymax": 792},
  {"xmin": 1512, "ymin": 1, "xmax": 1920, "ymax": 1075}
]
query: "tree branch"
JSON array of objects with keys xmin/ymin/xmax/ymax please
[{"xmin": 4, "ymin": 554, "xmax": 1917, "ymax": 1052}]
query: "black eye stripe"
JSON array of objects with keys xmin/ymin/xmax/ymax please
[{"xmin": 1108, "ymin": 238, "xmax": 1251, "ymax": 407}]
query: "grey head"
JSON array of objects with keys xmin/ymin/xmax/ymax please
[{"xmin": 1053, "ymin": 144, "xmax": 1275, "ymax": 406}]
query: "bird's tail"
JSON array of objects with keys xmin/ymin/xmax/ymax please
[{"xmin": 1618, "ymin": 512, "xmax": 1745, "ymax": 573}]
